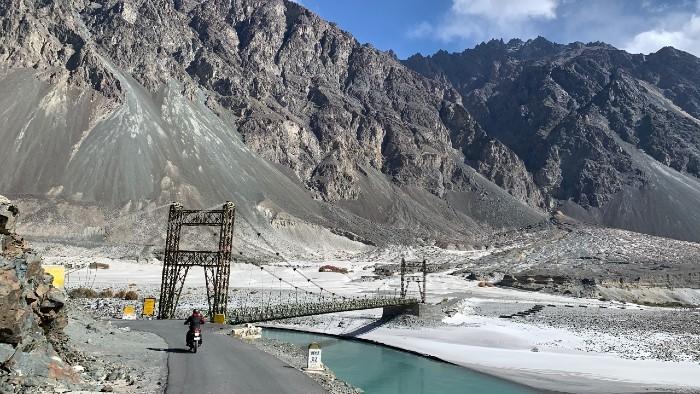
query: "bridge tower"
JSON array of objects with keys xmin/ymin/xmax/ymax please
[
  {"xmin": 158, "ymin": 201, "xmax": 235, "ymax": 320},
  {"xmin": 400, "ymin": 258, "xmax": 427, "ymax": 303}
]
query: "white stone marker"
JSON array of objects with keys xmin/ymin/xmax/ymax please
[
  {"xmin": 232, "ymin": 323, "xmax": 262, "ymax": 339},
  {"xmin": 305, "ymin": 342, "xmax": 323, "ymax": 372}
]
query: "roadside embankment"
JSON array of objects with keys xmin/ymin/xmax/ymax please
[
  {"xmin": 241, "ymin": 334, "xmax": 362, "ymax": 394},
  {"xmin": 61, "ymin": 303, "xmax": 167, "ymax": 393},
  {"xmin": 1, "ymin": 195, "xmax": 167, "ymax": 393}
]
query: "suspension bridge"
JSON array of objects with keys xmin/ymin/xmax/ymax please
[{"xmin": 157, "ymin": 202, "xmax": 426, "ymax": 325}]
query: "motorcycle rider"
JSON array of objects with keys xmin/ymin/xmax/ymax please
[{"xmin": 185, "ymin": 309, "xmax": 205, "ymax": 347}]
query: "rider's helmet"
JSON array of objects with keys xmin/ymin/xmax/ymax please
[{"xmin": 193, "ymin": 309, "xmax": 199, "ymax": 315}]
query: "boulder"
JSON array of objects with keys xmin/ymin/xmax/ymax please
[
  {"xmin": 0, "ymin": 195, "xmax": 19, "ymax": 236},
  {"xmin": 46, "ymin": 288, "xmax": 67, "ymax": 307},
  {"xmin": 0, "ymin": 264, "xmax": 28, "ymax": 345},
  {"xmin": 0, "ymin": 343, "xmax": 15, "ymax": 364}
]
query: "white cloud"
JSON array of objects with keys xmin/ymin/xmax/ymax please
[
  {"xmin": 407, "ymin": 21, "xmax": 434, "ymax": 39},
  {"xmin": 406, "ymin": 0, "xmax": 700, "ymax": 58},
  {"xmin": 451, "ymin": 0, "xmax": 557, "ymax": 22},
  {"xmin": 625, "ymin": 14, "xmax": 700, "ymax": 55},
  {"xmin": 410, "ymin": 0, "xmax": 560, "ymax": 42}
]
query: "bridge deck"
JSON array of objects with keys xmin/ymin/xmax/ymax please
[{"xmin": 229, "ymin": 297, "xmax": 419, "ymax": 324}]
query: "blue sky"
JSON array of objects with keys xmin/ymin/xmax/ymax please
[{"xmin": 296, "ymin": 0, "xmax": 700, "ymax": 58}]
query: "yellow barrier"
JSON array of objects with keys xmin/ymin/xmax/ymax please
[
  {"xmin": 122, "ymin": 305, "xmax": 136, "ymax": 320},
  {"xmin": 42, "ymin": 265, "xmax": 65, "ymax": 288},
  {"xmin": 213, "ymin": 313, "xmax": 226, "ymax": 324},
  {"xmin": 142, "ymin": 298, "xmax": 156, "ymax": 318}
]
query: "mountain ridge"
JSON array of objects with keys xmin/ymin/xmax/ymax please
[
  {"xmin": 0, "ymin": 0, "xmax": 545, "ymax": 249},
  {"xmin": 1, "ymin": 0, "xmax": 700, "ymax": 244},
  {"xmin": 405, "ymin": 37, "xmax": 700, "ymax": 241}
]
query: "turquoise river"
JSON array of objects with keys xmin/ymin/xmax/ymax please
[{"xmin": 263, "ymin": 328, "xmax": 545, "ymax": 394}]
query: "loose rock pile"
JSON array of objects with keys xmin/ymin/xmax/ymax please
[
  {"xmin": 0, "ymin": 196, "xmax": 167, "ymax": 393},
  {"xmin": 57, "ymin": 304, "xmax": 167, "ymax": 393},
  {"xmin": 0, "ymin": 196, "xmax": 76, "ymax": 392},
  {"xmin": 520, "ymin": 305, "xmax": 700, "ymax": 363},
  {"xmin": 498, "ymin": 304, "xmax": 545, "ymax": 319}
]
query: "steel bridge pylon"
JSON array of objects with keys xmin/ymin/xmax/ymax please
[
  {"xmin": 400, "ymin": 258, "xmax": 427, "ymax": 303},
  {"xmin": 158, "ymin": 201, "xmax": 236, "ymax": 320}
]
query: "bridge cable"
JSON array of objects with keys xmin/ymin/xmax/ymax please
[{"xmin": 236, "ymin": 215, "xmax": 357, "ymax": 300}]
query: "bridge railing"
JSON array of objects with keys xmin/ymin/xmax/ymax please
[{"xmin": 228, "ymin": 297, "xmax": 418, "ymax": 325}]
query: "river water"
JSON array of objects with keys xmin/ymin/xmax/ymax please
[{"xmin": 263, "ymin": 329, "xmax": 544, "ymax": 394}]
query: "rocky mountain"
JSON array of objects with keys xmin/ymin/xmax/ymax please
[
  {"xmin": 0, "ymin": 0, "xmax": 544, "ymax": 249},
  {"xmin": 405, "ymin": 38, "xmax": 700, "ymax": 241},
  {"xmin": 1, "ymin": 0, "xmax": 700, "ymax": 247}
]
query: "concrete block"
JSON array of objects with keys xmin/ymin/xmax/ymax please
[{"xmin": 231, "ymin": 324, "xmax": 262, "ymax": 339}]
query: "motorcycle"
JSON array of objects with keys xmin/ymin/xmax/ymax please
[{"xmin": 187, "ymin": 328, "xmax": 202, "ymax": 353}]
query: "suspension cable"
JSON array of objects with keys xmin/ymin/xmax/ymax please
[{"xmin": 236, "ymin": 215, "xmax": 356, "ymax": 300}]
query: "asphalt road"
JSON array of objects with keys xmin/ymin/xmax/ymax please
[{"xmin": 118, "ymin": 320, "xmax": 326, "ymax": 394}]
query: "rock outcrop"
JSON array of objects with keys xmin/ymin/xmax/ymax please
[
  {"xmin": 0, "ymin": 196, "xmax": 74, "ymax": 391},
  {"xmin": 0, "ymin": 196, "xmax": 18, "ymax": 236}
]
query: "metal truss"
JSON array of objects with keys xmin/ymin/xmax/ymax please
[
  {"xmin": 229, "ymin": 296, "xmax": 418, "ymax": 325},
  {"xmin": 400, "ymin": 258, "xmax": 427, "ymax": 303},
  {"xmin": 158, "ymin": 202, "xmax": 235, "ymax": 320}
]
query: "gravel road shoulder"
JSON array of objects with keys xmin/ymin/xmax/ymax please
[
  {"xmin": 244, "ymin": 336, "xmax": 362, "ymax": 394},
  {"xmin": 61, "ymin": 303, "xmax": 167, "ymax": 393}
]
